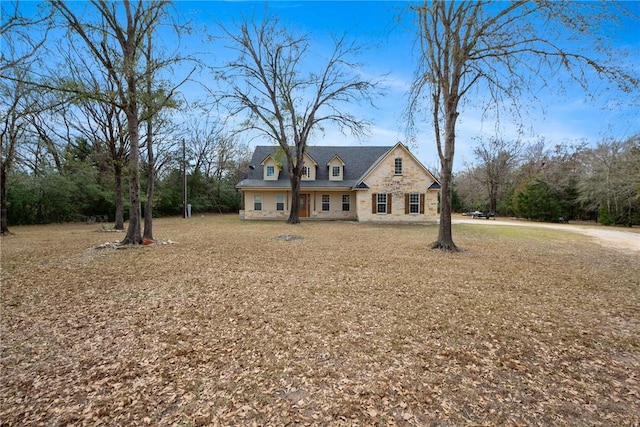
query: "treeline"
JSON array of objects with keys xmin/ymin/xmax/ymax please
[
  {"xmin": 4, "ymin": 124, "xmax": 249, "ymax": 227},
  {"xmin": 1, "ymin": 2, "xmax": 254, "ymax": 236},
  {"xmin": 453, "ymin": 136, "xmax": 640, "ymax": 226}
]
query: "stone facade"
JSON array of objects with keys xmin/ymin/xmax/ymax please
[
  {"xmin": 237, "ymin": 143, "xmax": 440, "ymax": 222},
  {"xmin": 355, "ymin": 145, "xmax": 439, "ymax": 222}
]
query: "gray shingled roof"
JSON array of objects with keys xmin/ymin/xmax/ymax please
[{"xmin": 237, "ymin": 145, "xmax": 393, "ymax": 189}]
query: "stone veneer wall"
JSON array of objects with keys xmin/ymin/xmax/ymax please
[{"xmin": 355, "ymin": 145, "xmax": 439, "ymax": 222}]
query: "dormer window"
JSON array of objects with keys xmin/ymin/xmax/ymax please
[
  {"xmin": 394, "ymin": 157, "xmax": 403, "ymax": 175},
  {"xmin": 327, "ymin": 155, "xmax": 345, "ymax": 181},
  {"xmin": 261, "ymin": 155, "xmax": 280, "ymax": 180},
  {"xmin": 298, "ymin": 153, "xmax": 318, "ymax": 180}
]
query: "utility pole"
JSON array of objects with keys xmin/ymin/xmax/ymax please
[{"xmin": 182, "ymin": 138, "xmax": 187, "ymax": 218}]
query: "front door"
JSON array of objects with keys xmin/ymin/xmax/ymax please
[{"xmin": 299, "ymin": 193, "xmax": 310, "ymax": 217}]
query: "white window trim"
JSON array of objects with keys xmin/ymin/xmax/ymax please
[
  {"xmin": 342, "ymin": 194, "xmax": 350, "ymax": 211},
  {"xmin": 254, "ymin": 194, "xmax": 262, "ymax": 211},
  {"xmin": 394, "ymin": 157, "xmax": 403, "ymax": 175},
  {"xmin": 377, "ymin": 193, "xmax": 387, "ymax": 214},
  {"xmin": 409, "ymin": 193, "xmax": 420, "ymax": 214},
  {"xmin": 321, "ymin": 194, "xmax": 330, "ymax": 211}
]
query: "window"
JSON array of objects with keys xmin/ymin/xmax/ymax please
[
  {"xmin": 409, "ymin": 193, "xmax": 420, "ymax": 214},
  {"xmin": 342, "ymin": 194, "xmax": 350, "ymax": 211},
  {"xmin": 302, "ymin": 166, "xmax": 310, "ymax": 178},
  {"xmin": 332, "ymin": 166, "xmax": 341, "ymax": 177},
  {"xmin": 394, "ymin": 157, "xmax": 403, "ymax": 175},
  {"xmin": 266, "ymin": 165, "xmax": 275, "ymax": 177},
  {"xmin": 405, "ymin": 193, "xmax": 424, "ymax": 214},
  {"xmin": 372, "ymin": 193, "xmax": 392, "ymax": 214},
  {"xmin": 322, "ymin": 194, "xmax": 330, "ymax": 211},
  {"xmin": 276, "ymin": 194, "xmax": 285, "ymax": 211},
  {"xmin": 377, "ymin": 193, "xmax": 387, "ymax": 214},
  {"xmin": 253, "ymin": 194, "xmax": 262, "ymax": 211}
]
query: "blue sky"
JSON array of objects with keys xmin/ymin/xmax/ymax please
[
  {"xmin": 173, "ymin": 1, "xmax": 639, "ymax": 172},
  {"xmin": 9, "ymin": 1, "xmax": 640, "ymax": 172},
  {"xmin": 175, "ymin": 2, "xmax": 423, "ymax": 159}
]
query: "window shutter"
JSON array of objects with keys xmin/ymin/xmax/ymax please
[
  {"xmin": 405, "ymin": 193, "xmax": 410, "ymax": 214},
  {"xmin": 420, "ymin": 193, "xmax": 425, "ymax": 214},
  {"xmin": 372, "ymin": 193, "xmax": 377, "ymax": 214},
  {"xmin": 387, "ymin": 193, "xmax": 392, "ymax": 214}
]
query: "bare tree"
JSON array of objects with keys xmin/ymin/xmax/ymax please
[
  {"xmin": 182, "ymin": 112, "xmax": 224, "ymax": 178},
  {"xmin": 454, "ymin": 168, "xmax": 485, "ymax": 214},
  {"xmin": 219, "ymin": 17, "xmax": 381, "ymax": 224},
  {"xmin": 48, "ymin": 35, "xmax": 130, "ymax": 230},
  {"xmin": 142, "ymin": 31, "xmax": 156, "ymax": 240},
  {"xmin": 49, "ymin": 0, "xmax": 163, "ymax": 243},
  {"xmin": 1, "ymin": 1, "xmax": 52, "ymax": 234},
  {"xmin": 578, "ymin": 136, "xmax": 640, "ymax": 226},
  {"xmin": 408, "ymin": 1, "xmax": 638, "ymax": 251},
  {"xmin": 180, "ymin": 109, "xmax": 247, "ymax": 179},
  {"xmin": 27, "ymin": 105, "xmax": 67, "ymax": 173},
  {"xmin": 73, "ymin": 91, "xmax": 129, "ymax": 230},
  {"xmin": 472, "ymin": 138, "xmax": 521, "ymax": 215},
  {"xmin": 0, "ymin": 1, "xmax": 52, "ymax": 72},
  {"xmin": 0, "ymin": 67, "xmax": 41, "ymax": 234},
  {"xmin": 49, "ymin": 0, "xmax": 193, "ymax": 243}
]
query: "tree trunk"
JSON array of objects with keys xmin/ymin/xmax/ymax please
[
  {"xmin": 143, "ymin": 120, "xmax": 154, "ymax": 240},
  {"xmin": 287, "ymin": 174, "xmax": 301, "ymax": 224},
  {"xmin": 143, "ymin": 31, "xmax": 155, "ymax": 240},
  {"xmin": 114, "ymin": 162, "xmax": 125, "ymax": 230},
  {"xmin": 120, "ymin": 6, "xmax": 142, "ymax": 245},
  {"xmin": 489, "ymin": 181, "xmax": 498, "ymax": 214},
  {"xmin": 143, "ymin": 170, "xmax": 154, "ymax": 239},
  {"xmin": 432, "ymin": 104, "xmax": 459, "ymax": 251},
  {"xmin": 433, "ymin": 156, "xmax": 457, "ymax": 251},
  {"xmin": 0, "ymin": 165, "xmax": 9, "ymax": 235},
  {"xmin": 121, "ymin": 106, "xmax": 142, "ymax": 245}
]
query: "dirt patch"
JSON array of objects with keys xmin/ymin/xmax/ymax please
[
  {"xmin": 273, "ymin": 234, "xmax": 305, "ymax": 241},
  {"xmin": 579, "ymin": 228, "xmax": 640, "ymax": 253},
  {"xmin": 94, "ymin": 239, "xmax": 177, "ymax": 250},
  {"xmin": 2, "ymin": 216, "xmax": 639, "ymax": 425}
]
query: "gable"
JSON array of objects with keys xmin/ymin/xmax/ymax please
[
  {"xmin": 327, "ymin": 155, "xmax": 346, "ymax": 181},
  {"xmin": 357, "ymin": 143, "xmax": 439, "ymax": 189},
  {"xmin": 260, "ymin": 155, "xmax": 281, "ymax": 180},
  {"xmin": 301, "ymin": 152, "xmax": 317, "ymax": 180}
]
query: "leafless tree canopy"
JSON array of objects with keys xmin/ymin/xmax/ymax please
[
  {"xmin": 218, "ymin": 17, "xmax": 381, "ymax": 223},
  {"xmin": 472, "ymin": 138, "xmax": 522, "ymax": 215},
  {"xmin": 48, "ymin": 0, "xmax": 193, "ymax": 242},
  {"xmin": 408, "ymin": 1, "xmax": 638, "ymax": 251}
]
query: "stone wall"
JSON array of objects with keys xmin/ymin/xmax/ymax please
[{"xmin": 356, "ymin": 145, "xmax": 439, "ymax": 222}]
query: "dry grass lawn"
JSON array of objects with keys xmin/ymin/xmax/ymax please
[{"xmin": 1, "ymin": 215, "xmax": 639, "ymax": 426}]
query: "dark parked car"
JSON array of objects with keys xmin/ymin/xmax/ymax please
[{"xmin": 472, "ymin": 211, "xmax": 495, "ymax": 219}]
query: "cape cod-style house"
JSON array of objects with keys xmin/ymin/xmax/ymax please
[{"xmin": 236, "ymin": 142, "xmax": 441, "ymax": 222}]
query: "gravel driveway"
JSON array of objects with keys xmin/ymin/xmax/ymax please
[{"xmin": 452, "ymin": 217, "xmax": 640, "ymax": 254}]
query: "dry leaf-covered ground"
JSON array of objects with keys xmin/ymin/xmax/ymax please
[{"xmin": 1, "ymin": 215, "xmax": 639, "ymax": 426}]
